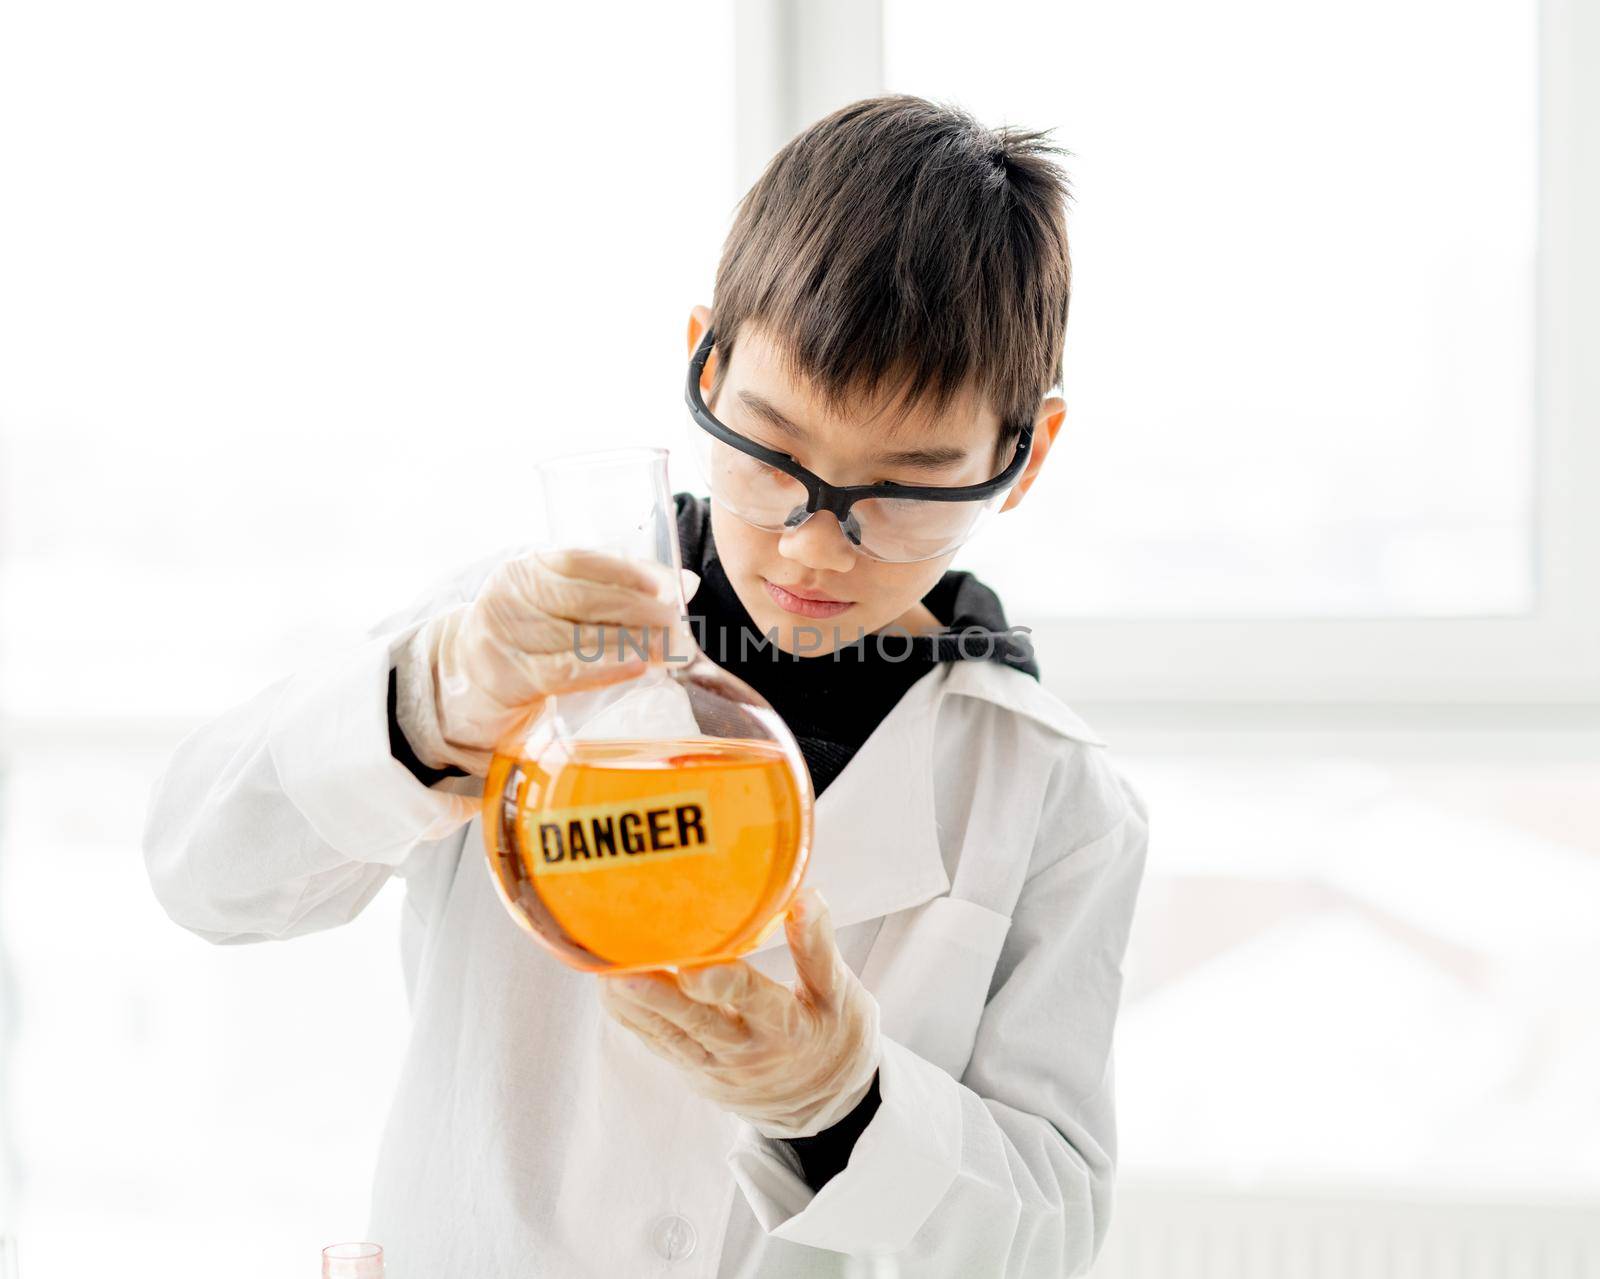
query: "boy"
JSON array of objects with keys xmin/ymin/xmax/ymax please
[{"xmin": 143, "ymin": 95, "xmax": 1149, "ymax": 1277}]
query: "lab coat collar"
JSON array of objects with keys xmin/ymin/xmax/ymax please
[
  {"xmin": 940, "ymin": 657, "xmax": 1108, "ymax": 747},
  {"xmin": 748, "ymin": 657, "xmax": 1106, "ymax": 953}
]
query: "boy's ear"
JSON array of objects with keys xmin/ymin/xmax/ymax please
[
  {"xmin": 999, "ymin": 396, "xmax": 1066, "ymax": 513},
  {"xmin": 686, "ymin": 305, "xmax": 717, "ymax": 399}
]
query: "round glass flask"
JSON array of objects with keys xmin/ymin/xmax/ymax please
[{"xmin": 482, "ymin": 447, "xmax": 814, "ymax": 974}]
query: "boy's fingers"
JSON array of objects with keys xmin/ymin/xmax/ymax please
[
  {"xmin": 534, "ymin": 625, "xmax": 673, "ymax": 680},
  {"xmin": 677, "ymin": 961, "xmax": 793, "ymax": 1032},
  {"xmin": 607, "ymin": 972, "xmax": 745, "ymax": 1049},
  {"xmin": 785, "ymin": 888, "xmax": 842, "ymax": 1007},
  {"xmin": 676, "ymin": 961, "xmax": 750, "ymax": 1006},
  {"xmin": 529, "ymin": 547, "xmax": 664, "ymax": 595},
  {"xmin": 600, "ymin": 988, "xmax": 715, "ymax": 1068},
  {"xmin": 512, "ymin": 572, "xmax": 680, "ymax": 634}
]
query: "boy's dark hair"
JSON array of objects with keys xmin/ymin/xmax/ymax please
[{"xmin": 709, "ymin": 94, "xmax": 1072, "ymax": 464}]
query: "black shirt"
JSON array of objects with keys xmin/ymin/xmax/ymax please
[{"xmin": 386, "ymin": 491, "xmax": 1038, "ymax": 1191}]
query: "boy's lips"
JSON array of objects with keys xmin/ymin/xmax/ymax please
[{"xmin": 761, "ymin": 577, "xmax": 854, "ymax": 618}]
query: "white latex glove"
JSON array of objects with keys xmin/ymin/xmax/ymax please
[
  {"xmin": 598, "ymin": 887, "xmax": 883, "ymax": 1140},
  {"xmin": 414, "ymin": 548, "xmax": 701, "ymax": 776}
]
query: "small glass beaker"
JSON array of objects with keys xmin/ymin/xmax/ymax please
[
  {"xmin": 322, "ymin": 1242, "xmax": 384, "ymax": 1278},
  {"xmin": 481, "ymin": 447, "xmax": 813, "ymax": 973}
]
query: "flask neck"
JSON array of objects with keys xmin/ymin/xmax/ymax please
[{"xmin": 533, "ymin": 445, "xmax": 697, "ymax": 656}]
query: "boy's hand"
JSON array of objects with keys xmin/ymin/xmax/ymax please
[
  {"xmin": 430, "ymin": 548, "xmax": 699, "ymax": 775},
  {"xmin": 598, "ymin": 887, "xmax": 882, "ymax": 1140}
]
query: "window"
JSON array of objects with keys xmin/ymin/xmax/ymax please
[
  {"xmin": 741, "ymin": 0, "xmax": 1597, "ymax": 704},
  {"xmin": 884, "ymin": 0, "xmax": 1540, "ymax": 622},
  {"xmin": 0, "ymin": 3, "xmax": 738, "ymax": 722}
]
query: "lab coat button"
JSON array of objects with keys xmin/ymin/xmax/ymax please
[{"xmin": 651, "ymin": 1213, "xmax": 698, "ymax": 1262}]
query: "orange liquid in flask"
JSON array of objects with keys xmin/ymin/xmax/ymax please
[{"xmin": 485, "ymin": 735, "xmax": 808, "ymax": 972}]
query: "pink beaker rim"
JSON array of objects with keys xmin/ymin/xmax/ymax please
[{"xmin": 323, "ymin": 1241, "xmax": 384, "ymax": 1276}]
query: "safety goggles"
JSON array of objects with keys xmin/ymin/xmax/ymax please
[{"xmin": 683, "ymin": 325, "xmax": 1033, "ymax": 564}]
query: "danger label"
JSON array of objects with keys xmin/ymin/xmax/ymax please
[{"xmin": 527, "ymin": 790, "xmax": 715, "ymax": 875}]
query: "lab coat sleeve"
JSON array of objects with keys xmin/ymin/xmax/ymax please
[
  {"xmin": 140, "ymin": 550, "xmax": 517, "ymax": 945},
  {"xmin": 728, "ymin": 760, "xmax": 1150, "ymax": 1276}
]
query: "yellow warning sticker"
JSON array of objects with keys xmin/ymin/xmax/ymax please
[{"xmin": 521, "ymin": 789, "xmax": 716, "ymax": 876}]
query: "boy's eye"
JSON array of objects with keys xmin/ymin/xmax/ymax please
[
  {"xmin": 745, "ymin": 456, "xmax": 792, "ymax": 484},
  {"xmin": 733, "ymin": 452, "xmax": 798, "ymax": 489}
]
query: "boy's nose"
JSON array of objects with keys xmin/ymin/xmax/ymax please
[{"xmin": 775, "ymin": 509, "xmax": 858, "ymax": 574}]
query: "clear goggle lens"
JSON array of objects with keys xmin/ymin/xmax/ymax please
[{"xmin": 686, "ymin": 423, "xmax": 1008, "ymax": 563}]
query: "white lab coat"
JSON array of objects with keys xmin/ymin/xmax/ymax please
[{"xmin": 142, "ymin": 543, "xmax": 1149, "ymax": 1279}]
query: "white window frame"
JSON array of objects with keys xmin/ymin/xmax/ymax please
[{"xmin": 748, "ymin": 0, "xmax": 1600, "ymax": 707}]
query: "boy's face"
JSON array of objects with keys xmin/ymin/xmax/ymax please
[{"xmin": 688, "ymin": 308, "xmax": 1055, "ymax": 656}]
